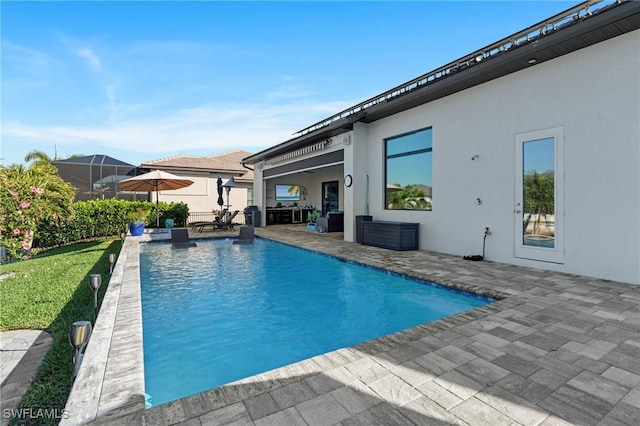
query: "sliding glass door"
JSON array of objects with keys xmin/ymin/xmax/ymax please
[{"xmin": 321, "ymin": 181, "xmax": 339, "ymax": 215}]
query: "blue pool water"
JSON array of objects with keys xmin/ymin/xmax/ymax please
[{"xmin": 140, "ymin": 238, "xmax": 493, "ymax": 406}]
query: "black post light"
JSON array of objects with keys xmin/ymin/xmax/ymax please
[
  {"xmin": 88, "ymin": 274, "xmax": 102, "ymax": 322},
  {"xmin": 222, "ymin": 177, "xmax": 236, "ymax": 221},
  {"xmin": 108, "ymin": 253, "xmax": 116, "ymax": 275},
  {"xmin": 69, "ymin": 320, "xmax": 92, "ymax": 379}
]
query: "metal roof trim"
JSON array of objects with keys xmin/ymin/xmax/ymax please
[{"xmin": 243, "ymin": 0, "xmax": 637, "ymax": 165}]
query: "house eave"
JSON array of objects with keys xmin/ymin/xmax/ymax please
[{"xmin": 140, "ymin": 163, "xmax": 247, "ymax": 176}]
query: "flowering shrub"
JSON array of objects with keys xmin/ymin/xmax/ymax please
[
  {"xmin": 2, "ymin": 160, "xmax": 192, "ymax": 259},
  {"xmin": 1, "ymin": 164, "xmax": 75, "ymax": 260}
]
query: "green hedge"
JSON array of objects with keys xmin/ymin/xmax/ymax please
[{"xmin": 33, "ymin": 199, "xmax": 189, "ymax": 249}]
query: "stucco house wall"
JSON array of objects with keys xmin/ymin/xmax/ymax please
[
  {"xmin": 346, "ymin": 30, "xmax": 639, "ymax": 284},
  {"xmin": 141, "ymin": 150, "xmax": 254, "ymax": 220},
  {"xmin": 245, "ymin": 4, "xmax": 639, "ymax": 285},
  {"xmin": 152, "ymin": 172, "xmax": 251, "ymax": 215}
]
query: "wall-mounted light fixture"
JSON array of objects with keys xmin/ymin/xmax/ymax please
[
  {"xmin": 69, "ymin": 320, "xmax": 92, "ymax": 379},
  {"xmin": 108, "ymin": 253, "xmax": 116, "ymax": 275},
  {"xmin": 471, "ymin": 154, "xmax": 480, "ymax": 161},
  {"xmin": 88, "ymin": 274, "xmax": 102, "ymax": 322}
]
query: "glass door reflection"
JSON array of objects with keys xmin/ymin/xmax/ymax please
[{"xmin": 522, "ymin": 137, "xmax": 555, "ymax": 248}]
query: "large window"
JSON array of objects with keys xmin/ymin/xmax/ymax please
[
  {"xmin": 385, "ymin": 127, "xmax": 432, "ymax": 210},
  {"xmin": 247, "ymin": 188, "xmax": 254, "ymax": 206}
]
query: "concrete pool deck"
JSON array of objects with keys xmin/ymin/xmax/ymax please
[
  {"xmin": 63, "ymin": 225, "xmax": 639, "ymax": 425},
  {"xmin": 0, "ymin": 329, "xmax": 53, "ymax": 426}
]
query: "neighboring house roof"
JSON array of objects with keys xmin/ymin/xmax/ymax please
[
  {"xmin": 52, "ymin": 154, "xmax": 135, "ymax": 168},
  {"xmin": 141, "ymin": 150, "xmax": 254, "ymax": 182},
  {"xmin": 243, "ymin": 0, "xmax": 640, "ymax": 164}
]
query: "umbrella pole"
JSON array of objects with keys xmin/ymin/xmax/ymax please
[{"xmin": 156, "ymin": 188, "xmax": 160, "ymax": 228}]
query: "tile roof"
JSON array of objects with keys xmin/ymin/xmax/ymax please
[{"xmin": 141, "ymin": 150, "xmax": 253, "ymax": 181}]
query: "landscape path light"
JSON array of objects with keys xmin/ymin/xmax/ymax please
[
  {"xmin": 109, "ymin": 253, "xmax": 116, "ymax": 275},
  {"xmin": 88, "ymin": 274, "xmax": 102, "ymax": 322},
  {"xmin": 69, "ymin": 320, "xmax": 92, "ymax": 379}
]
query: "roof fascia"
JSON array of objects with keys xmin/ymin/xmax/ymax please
[{"xmin": 140, "ymin": 164, "xmax": 247, "ymax": 174}]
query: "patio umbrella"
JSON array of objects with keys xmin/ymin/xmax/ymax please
[
  {"xmin": 216, "ymin": 177, "xmax": 224, "ymax": 215},
  {"xmin": 119, "ymin": 170, "xmax": 194, "ymax": 227}
]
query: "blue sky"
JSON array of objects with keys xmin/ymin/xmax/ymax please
[{"xmin": 1, "ymin": 0, "xmax": 579, "ymax": 167}]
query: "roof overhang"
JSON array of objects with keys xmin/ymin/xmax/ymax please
[
  {"xmin": 243, "ymin": 0, "xmax": 640, "ymax": 165},
  {"xmin": 139, "ymin": 163, "xmax": 247, "ymax": 175}
]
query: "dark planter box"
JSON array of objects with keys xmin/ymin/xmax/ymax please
[
  {"xmin": 362, "ymin": 221, "xmax": 419, "ymax": 251},
  {"xmin": 355, "ymin": 215, "xmax": 373, "ymax": 243},
  {"xmin": 316, "ymin": 212, "xmax": 344, "ymax": 233}
]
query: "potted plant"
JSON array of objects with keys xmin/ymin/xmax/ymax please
[
  {"xmin": 306, "ymin": 209, "xmax": 321, "ymax": 231},
  {"xmin": 127, "ymin": 208, "xmax": 150, "ymax": 236}
]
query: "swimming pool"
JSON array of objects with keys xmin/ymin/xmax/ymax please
[{"xmin": 140, "ymin": 238, "xmax": 493, "ymax": 407}]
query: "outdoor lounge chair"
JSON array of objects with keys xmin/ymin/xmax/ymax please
[
  {"xmin": 232, "ymin": 226, "xmax": 255, "ymax": 245},
  {"xmin": 195, "ymin": 210, "xmax": 240, "ymax": 232},
  {"xmin": 218, "ymin": 210, "xmax": 240, "ymax": 231},
  {"xmin": 171, "ymin": 228, "xmax": 197, "ymax": 248},
  {"xmin": 189, "ymin": 209, "xmax": 227, "ymax": 230}
]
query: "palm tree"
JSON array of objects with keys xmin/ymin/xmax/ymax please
[
  {"xmin": 24, "ymin": 150, "xmax": 54, "ymax": 166},
  {"xmin": 387, "ymin": 184, "xmax": 431, "ymax": 210}
]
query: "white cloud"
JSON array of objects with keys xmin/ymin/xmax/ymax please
[
  {"xmin": 2, "ymin": 35, "xmax": 362, "ymax": 164},
  {"xmin": 77, "ymin": 47, "xmax": 101, "ymax": 70},
  {"xmin": 1, "ymin": 41, "xmax": 53, "ymax": 86},
  {"xmin": 1, "ymin": 100, "xmax": 355, "ymax": 156}
]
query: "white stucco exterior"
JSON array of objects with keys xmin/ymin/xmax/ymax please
[
  {"xmin": 155, "ymin": 173, "xmax": 251, "ymax": 216},
  {"xmin": 252, "ymin": 29, "xmax": 639, "ymax": 285}
]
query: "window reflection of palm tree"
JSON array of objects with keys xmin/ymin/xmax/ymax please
[
  {"xmin": 387, "ymin": 184, "xmax": 431, "ymax": 210},
  {"xmin": 523, "ymin": 172, "xmax": 554, "ymax": 237}
]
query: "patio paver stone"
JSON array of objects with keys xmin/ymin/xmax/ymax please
[{"xmin": 60, "ymin": 225, "xmax": 639, "ymax": 425}]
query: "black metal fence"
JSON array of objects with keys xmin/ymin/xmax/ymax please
[{"xmin": 187, "ymin": 211, "xmax": 247, "ymax": 225}]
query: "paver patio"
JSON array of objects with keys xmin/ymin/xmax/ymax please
[{"xmin": 80, "ymin": 225, "xmax": 640, "ymax": 425}]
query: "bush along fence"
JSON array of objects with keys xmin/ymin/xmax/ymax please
[
  {"xmin": 1, "ymin": 163, "xmax": 76, "ymax": 261},
  {"xmin": 27, "ymin": 200, "xmax": 189, "ymax": 256}
]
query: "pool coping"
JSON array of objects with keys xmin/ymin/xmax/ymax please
[
  {"xmin": 62, "ymin": 233, "xmax": 514, "ymax": 425},
  {"xmin": 62, "ymin": 236, "xmax": 146, "ymax": 425}
]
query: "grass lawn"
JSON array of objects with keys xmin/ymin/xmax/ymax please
[{"xmin": 0, "ymin": 239, "xmax": 122, "ymax": 424}]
